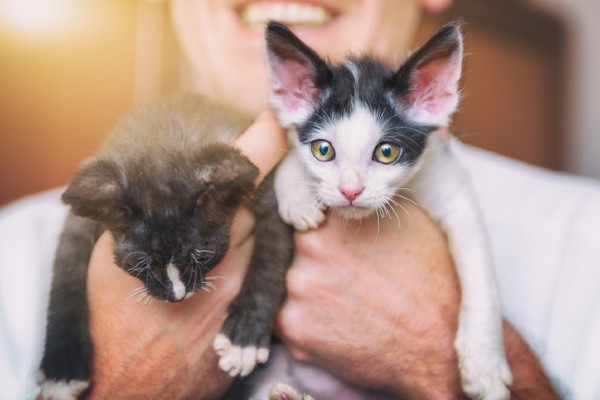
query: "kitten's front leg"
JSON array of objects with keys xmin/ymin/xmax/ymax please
[
  {"xmin": 214, "ymin": 179, "xmax": 295, "ymax": 377},
  {"xmin": 413, "ymin": 139, "xmax": 512, "ymax": 400},
  {"xmin": 274, "ymin": 153, "xmax": 326, "ymax": 231},
  {"xmin": 39, "ymin": 213, "xmax": 102, "ymax": 400},
  {"xmin": 441, "ymin": 198, "xmax": 513, "ymax": 400}
]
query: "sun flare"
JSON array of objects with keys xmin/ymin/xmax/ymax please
[{"xmin": 0, "ymin": 0, "xmax": 76, "ymax": 34}]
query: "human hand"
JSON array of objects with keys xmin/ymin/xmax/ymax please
[
  {"xmin": 275, "ymin": 204, "xmax": 464, "ymax": 399},
  {"xmin": 85, "ymin": 110, "xmax": 287, "ymax": 399}
]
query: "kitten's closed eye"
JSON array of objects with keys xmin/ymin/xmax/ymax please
[
  {"xmin": 122, "ymin": 252, "xmax": 152, "ymax": 276},
  {"xmin": 191, "ymin": 248, "xmax": 216, "ymax": 264}
]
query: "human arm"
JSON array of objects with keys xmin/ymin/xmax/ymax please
[
  {"xmin": 84, "ymin": 110, "xmax": 287, "ymax": 399},
  {"xmin": 503, "ymin": 321, "xmax": 560, "ymax": 400},
  {"xmin": 275, "ymin": 203, "xmax": 559, "ymax": 399}
]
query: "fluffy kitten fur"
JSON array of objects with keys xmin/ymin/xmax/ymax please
[
  {"xmin": 39, "ymin": 94, "xmax": 294, "ymax": 399},
  {"xmin": 251, "ymin": 23, "xmax": 512, "ymax": 400}
]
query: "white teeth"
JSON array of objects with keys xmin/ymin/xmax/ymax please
[{"xmin": 241, "ymin": 2, "xmax": 332, "ymax": 28}]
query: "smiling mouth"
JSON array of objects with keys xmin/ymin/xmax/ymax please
[{"xmin": 239, "ymin": 1, "xmax": 334, "ymax": 28}]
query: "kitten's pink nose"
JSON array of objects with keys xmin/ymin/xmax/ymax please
[{"xmin": 339, "ymin": 186, "xmax": 363, "ymax": 202}]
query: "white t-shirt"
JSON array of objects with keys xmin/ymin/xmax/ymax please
[{"xmin": 1, "ymin": 143, "xmax": 599, "ymax": 400}]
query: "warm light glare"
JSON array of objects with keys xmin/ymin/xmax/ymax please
[{"xmin": 0, "ymin": 0, "xmax": 75, "ymax": 34}]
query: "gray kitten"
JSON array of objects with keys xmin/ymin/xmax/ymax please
[{"xmin": 39, "ymin": 94, "xmax": 294, "ymax": 399}]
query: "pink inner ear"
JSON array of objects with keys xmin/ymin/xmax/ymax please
[
  {"xmin": 407, "ymin": 57, "xmax": 460, "ymax": 118},
  {"xmin": 272, "ymin": 59, "xmax": 319, "ymax": 112}
]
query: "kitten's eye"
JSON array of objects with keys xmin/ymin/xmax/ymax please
[
  {"xmin": 373, "ymin": 143, "xmax": 402, "ymax": 164},
  {"xmin": 310, "ymin": 140, "xmax": 335, "ymax": 162}
]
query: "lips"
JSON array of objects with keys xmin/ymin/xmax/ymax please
[{"xmin": 238, "ymin": 1, "xmax": 334, "ymax": 28}]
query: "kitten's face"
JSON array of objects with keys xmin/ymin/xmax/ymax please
[
  {"xmin": 109, "ymin": 196, "xmax": 235, "ymax": 302},
  {"xmin": 295, "ymin": 103, "xmax": 427, "ymax": 219},
  {"xmin": 265, "ymin": 22, "xmax": 463, "ymax": 219},
  {"xmin": 63, "ymin": 143, "xmax": 257, "ymax": 302}
]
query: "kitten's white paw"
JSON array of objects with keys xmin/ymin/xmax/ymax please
[
  {"xmin": 213, "ymin": 333, "xmax": 270, "ymax": 377},
  {"xmin": 267, "ymin": 383, "xmax": 315, "ymax": 400},
  {"xmin": 455, "ymin": 334, "xmax": 512, "ymax": 400},
  {"xmin": 38, "ymin": 378, "xmax": 89, "ymax": 400},
  {"xmin": 278, "ymin": 193, "xmax": 326, "ymax": 231}
]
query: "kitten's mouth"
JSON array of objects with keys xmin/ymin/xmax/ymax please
[{"xmin": 238, "ymin": 1, "xmax": 334, "ymax": 28}]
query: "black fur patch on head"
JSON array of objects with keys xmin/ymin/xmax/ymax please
[{"xmin": 297, "ymin": 57, "xmax": 435, "ymax": 165}]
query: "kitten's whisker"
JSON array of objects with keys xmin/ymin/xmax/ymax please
[
  {"xmin": 125, "ymin": 286, "xmax": 146, "ymax": 304},
  {"xmin": 201, "ymin": 264, "xmax": 211, "ymax": 273},
  {"xmin": 383, "ymin": 205, "xmax": 392, "ymax": 219},
  {"xmin": 192, "ymin": 260, "xmax": 200, "ymax": 293},
  {"xmin": 126, "ymin": 260, "xmax": 150, "ymax": 276},
  {"xmin": 402, "ymin": 126, "xmax": 428, "ymax": 136},
  {"xmin": 193, "ymin": 249, "xmax": 215, "ymax": 256},
  {"xmin": 191, "ymin": 257, "xmax": 211, "ymax": 274},
  {"xmin": 308, "ymin": 199, "xmax": 325, "ymax": 212},
  {"xmin": 121, "ymin": 252, "xmax": 148, "ymax": 267},
  {"xmin": 293, "ymin": 180, "xmax": 321, "ymax": 188},
  {"xmin": 126, "ymin": 255, "xmax": 152, "ymax": 278},
  {"xmin": 389, "ymin": 187, "xmax": 417, "ymax": 193},
  {"xmin": 205, "ymin": 275, "xmax": 225, "ymax": 281},
  {"xmin": 204, "ymin": 281, "xmax": 217, "ymax": 291},
  {"xmin": 304, "ymin": 194, "xmax": 325, "ymax": 214},
  {"xmin": 387, "ymin": 198, "xmax": 410, "ymax": 217},
  {"xmin": 185, "ymin": 264, "xmax": 194, "ymax": 288},
  {"xmin": 306, "ymin": 194, "xmax": 324, "ymax": 203},
  {"xmin": 392, "ymin": 193, "xmax": 419, "ymax": 207},
  {"xmin": 148, "ymin": 265, "xmax": 169, "ymax": 291},
  {"xmin": 136, "ymin": 290, "xmax": 150, "ymax": 304},
  {"xmin": 375, "ymin": 207, "xmax": 382, "ymax": 241},
  {"xmin": 384, "ymin": 201, "xmax": 402, "ymax": 228}
]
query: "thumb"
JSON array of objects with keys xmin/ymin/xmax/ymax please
[
  {"xmin": 233, "ymin": 109, "xmax": 288, "ymax": 183},
  {"xmin": 228, "ymin": 110, "xmax": 287, "ymax": 247}
]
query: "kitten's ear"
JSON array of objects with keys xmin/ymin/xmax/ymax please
[
  {"xmin": 265, "ymin": 21, "xmax": 331, "ymax": 127},
  {"xmin": 195, "ymin": 144, "xmax": 259, "ymax": 207},
  {"xmin": 62, "ymin": 158, "xmax": 131, "ymax": 226},
  {"xmin": 391, "ymin": 24, "xmax": 463, "ymax": 127}
]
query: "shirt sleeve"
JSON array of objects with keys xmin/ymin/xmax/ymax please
[{"xmin": 0, "ymin": 189, "xmax": 68, "ymax": 400}]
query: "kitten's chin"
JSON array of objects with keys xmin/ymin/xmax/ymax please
[{"xmin": 334, "ymin": 206, "xmax": 374, "ymax": 220}]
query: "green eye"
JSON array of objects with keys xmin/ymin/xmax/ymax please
[
  {"xmin": 373, "ymin": 143, "xmax": 402, "ymax": 164},
  {"xmin": 311, "ymin": 140, "xmax": 335, "ymax": 162}
]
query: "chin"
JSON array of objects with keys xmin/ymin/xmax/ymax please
[{"xmin": 334, "ymin": 205, "xmax": 375, "ymax": 220}]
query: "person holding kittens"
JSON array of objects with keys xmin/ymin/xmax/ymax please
[{"xmin": 1, "ymin": 0, "xmax": 598, "ymax": 399}]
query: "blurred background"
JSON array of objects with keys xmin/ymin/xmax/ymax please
[{"xmin": 0, "ymin": 0, "xmax": 598, "ymax": 206}]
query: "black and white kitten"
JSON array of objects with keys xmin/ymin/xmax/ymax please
[
  {"xmin": 38, "ymin": 94, "xmax": 294, "ymax": 399},
  {"xmin": 249, "ymin": 23, "xmax": 512, "ymax": 400}
]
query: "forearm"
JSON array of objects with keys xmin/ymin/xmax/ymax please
[
  {"xmin": 383, "ymin": 321, "xmax": 559, "ymax": 400},
  {"xmin": 503, "ymin": 322, "xmax": 560, "ymax": 400}
]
